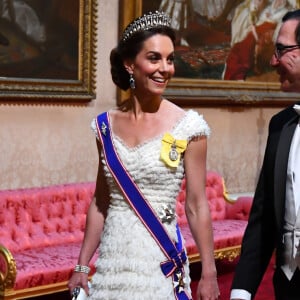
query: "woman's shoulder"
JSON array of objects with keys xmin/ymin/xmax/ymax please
[
  {"xmin": 184, "ymin": 109, "xmax": 209, "ymax": 126},
  {"xmin": 175, "ymin": 109, "xmax": 211, "ymax": 139},
  {"xmin": 91, "ymin": 108, "xmax": 128, "ymax": 139},
  {"xmin": 90, "ymin": 109, "xmax": 114, "ymax": 139},
  {"xmin": 90, "ymin": 116, "xmax": 99, "ymax": 139}
]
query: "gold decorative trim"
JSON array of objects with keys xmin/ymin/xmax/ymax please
[
  {"xmin": 214, "ymin": 246, "xmax": 241, "ymax": 261},
  {"xmin": 0, "ymin": 277, "xmax": 94, "ymax": 300},
  {"xmin": 188, "ymin": 245, "xmax": 241, "ymax": 264},
  {"xmin": 222, "ymin": 178, "xmax": 236, "ymax": 204},
  {"xmin": 0, "ymin": 245, "xmax": 17, "ymax": 291},
  {"xmin": 0, "ymin": 281, "xmax": 67, "ymax": 300}
]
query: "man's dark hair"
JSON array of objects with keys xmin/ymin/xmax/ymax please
[
  {"xmin": 282, "ymin": 9, "xmax": 300, "ymax": 44},
  {"xmin": 282, "ymin": 9, "xmax": 300, "ymax": 22}
]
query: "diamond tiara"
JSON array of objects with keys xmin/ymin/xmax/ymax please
[{"xmin": 122, "ymin": 11, "xmax": 172, "ymax": 42}]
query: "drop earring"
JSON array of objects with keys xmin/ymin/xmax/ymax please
[{"xmin": 129, "ymin": 73, "xmax": 135, "ymax": 89}]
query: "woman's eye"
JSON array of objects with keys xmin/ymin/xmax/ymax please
[
  {"xmin": 168, "ymin": 55, "xmax": 175, "ymax": 63},
  {"xmin": 149, "ymin": 55, "xmax": 159, "ymax": 62}
]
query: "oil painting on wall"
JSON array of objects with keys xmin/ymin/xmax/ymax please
[
  {"xmin": 143, "ymin": 0, "xmax": 299, "ymax": 82},
  {"xmin": 0, "ymin": 0, "xmax": 97, "ymax": 102},
  {"xmin": 121, "ymin": 0, "xmax": 300, "ymax": 105},
  {"xmin": 0, "ymin": 0, "xmax": 78, "ymax": 80}
]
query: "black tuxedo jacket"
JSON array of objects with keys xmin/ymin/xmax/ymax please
[{"xmin": 231, "ymin": 103, "xmax": 300, "ymax": 296}]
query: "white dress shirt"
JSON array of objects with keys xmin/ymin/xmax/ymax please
[{"xmin": 292, "ymin": 105, "xmax": 300, "ymax": 213}]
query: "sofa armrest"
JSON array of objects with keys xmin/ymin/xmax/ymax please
[
  {"xmin": 225, "ymin": 196, "xmax": 253, "ymax": 220},
  {"xmin": 0, "ymin": 244, "xmax": 17, "ymax": 290}
]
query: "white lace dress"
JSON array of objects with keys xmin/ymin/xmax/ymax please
[{"xmin": 88, "ymin": 110, "xmax": 210, "ymax": 300}]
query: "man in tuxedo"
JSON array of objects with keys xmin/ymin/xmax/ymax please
[{"xmin": 230, "ymin": 9, "xmax": 300, "ymax": 300}]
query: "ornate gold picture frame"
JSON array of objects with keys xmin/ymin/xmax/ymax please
[
  {"xmin": 0, "ymin": 0, "xmax": 97, "ymax": 102},
  {"xmin": 119, "ymin": 0, "xmax": 300, "ymax": 106}
]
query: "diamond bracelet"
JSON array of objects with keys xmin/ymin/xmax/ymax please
[{"xmin": 74, "ymin": 264, "xmax": 91, "ymax": 274}]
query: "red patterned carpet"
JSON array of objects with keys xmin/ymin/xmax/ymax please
[{"xmin": 190, "ymin": 256, "xmax": 275, "ymax": 300}]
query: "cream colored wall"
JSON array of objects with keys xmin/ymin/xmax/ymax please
[
  {"xmin": 0, "ymin": 1, "xmax": 118, "ymax": 190},
  {"xmin": 200, "ymin": 106, "xmax": 278, "ymax": 193},
  {"xmin": 0, "ymin": 0, "xmax": 282, "ymax": 194}
]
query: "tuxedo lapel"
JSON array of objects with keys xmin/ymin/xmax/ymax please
[{"xmin": 274, "ymin": 116, "xmax": 298, "ymax": 229}]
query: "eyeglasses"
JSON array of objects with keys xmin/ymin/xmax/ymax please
[{"xmin": 275, "ymin": 43, "xmax": 300, "ymax": 59}]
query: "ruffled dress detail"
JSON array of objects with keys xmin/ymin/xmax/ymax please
[{"xmin": 88, "ymin": 110, "xmax": 210, "ymax": 299}]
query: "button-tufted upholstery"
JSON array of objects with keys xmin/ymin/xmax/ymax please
[
  {"xmin": 0, "ymin": 182, "xmax": 97, "ymax": 299},
  {"xmin": 0, "ymin": 183, "xmax": 94, "ymax": 253},
  {"xmin": 176, "ymin": 171, "xmax": 253, "ymax": 262}
]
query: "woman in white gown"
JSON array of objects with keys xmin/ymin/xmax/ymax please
[{"xmin": 68, "ymin": 11, "xmax": 219, "ymax": 300}]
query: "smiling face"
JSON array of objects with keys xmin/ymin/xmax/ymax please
[
  {"xmin": 270, "ymin": 19, "xmax": 300, "ymax": 92},
  {"xmin": 125, "ymin": 34, "xmax": 175, "ymax": 97}
]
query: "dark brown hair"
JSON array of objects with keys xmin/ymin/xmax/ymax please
[{"xmin": 282, "ymin": 9, "xmax": 300, "ymax": 44}]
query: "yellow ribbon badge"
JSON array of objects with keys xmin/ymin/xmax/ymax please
[{"xmin": 160, "ymin": 133, "xmax": 187, "ymax": 168}]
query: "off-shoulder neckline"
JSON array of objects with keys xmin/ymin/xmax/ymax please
[{"xmin": 108, "ymin": 110, "xmax": 192, "ymax": 151}]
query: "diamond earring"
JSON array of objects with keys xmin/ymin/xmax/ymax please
[{"xmin": 129, "ymin": 73, "xmax": 135, "ymax": 89}]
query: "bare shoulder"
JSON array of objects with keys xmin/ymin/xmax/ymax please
[{"xmin": 108, "ymin": 108, "xmax": 129, "ymax": 121}]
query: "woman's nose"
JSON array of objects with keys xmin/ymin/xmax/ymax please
[{"xmin": 159, "ymin": 60, "xmax": 170, "ymax": 72}]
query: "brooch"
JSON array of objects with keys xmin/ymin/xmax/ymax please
[
  {"xmin": 160, "ymin": 133, "xmax": 187, "ymax": 167},
  {"xmin": 173, "ymin": 268, "xmax": 187, "ymax": 293},
  {"xmin": 158, "ymin": 204, "xmax": 175, "ymax": 224},
  {"xmin": 101, "ymin": 122, "xmax": 107, "ymax": 136},
  {"xmin": 169, "ymin": 142, "xmax": 179, "ymax": 161}
]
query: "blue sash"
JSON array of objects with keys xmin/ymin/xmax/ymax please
[{"xmin": 96, "ymin": 112, "xmax": 191, "ymax": 300}]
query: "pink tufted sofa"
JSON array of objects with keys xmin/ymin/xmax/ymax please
[
  {"xmin": 0, "ymin": 172, "xmax": 253, "ymax": 299},
  {"xmin": 177, "ymin": 170, "xmax": 253, "ymax": 263},
  {"xmin": 0, "ymin": 182, "xmax": 97, "ymax": 300}
]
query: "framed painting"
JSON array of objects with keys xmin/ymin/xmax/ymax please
[
  {"xmin": 0, "ymin": 0, "xmax": 97, "ymax": 102},
  {"xmin": 119, "ymin": 0, "xmax": 300, "ymax": 106}
]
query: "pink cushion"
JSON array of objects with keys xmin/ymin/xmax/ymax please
[
  {"xmin": 13, "ymin": 242, "xmax": 97, "ymax": 290},
  {"xmin": 226, "ymin": 196, "xmax": 253, "ymax": 220},
  {"xmin": 205, "ymin": 171, "xmax": 226, "ymax": 221},
  {"xmin": 176, "ymin": 171, "xmax": 227, "ymax": 224},
  {"xmin": 0, "ymin": 182, "xmax": 97, "ymax": 291},
  {"xmin": 207, "ymin": 192, "xmax": 226, "ymax": 220},
  {"xmin": 180, "ymin": 220, "xmax": 248, "ymax": 256},
  {"xmin": 212, "ymin": 220, "xmax": 248, "ymax": 249},
  {"xmin": 175, "ymin": 171, "xmax": 253, "ymax": 259},
  {"xmin": 0, "ymin": 182, "xmax": 95, "ymax": 253}
]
